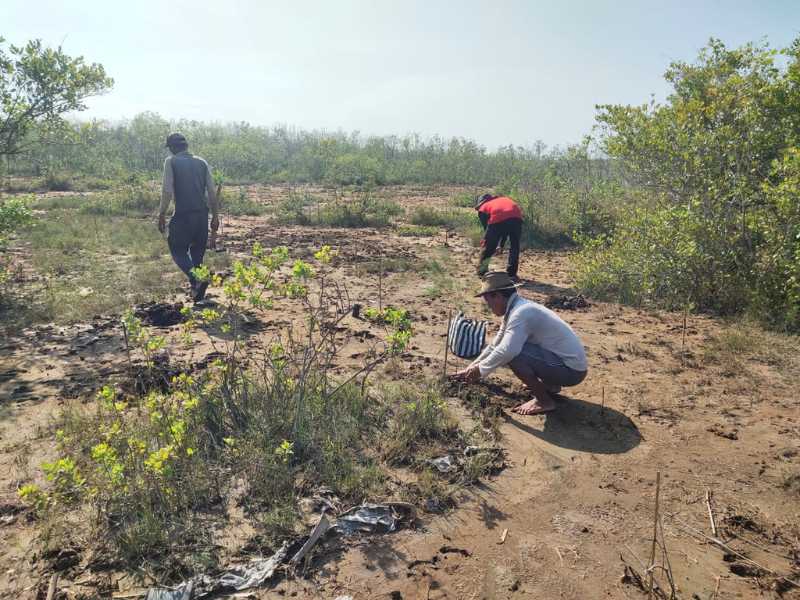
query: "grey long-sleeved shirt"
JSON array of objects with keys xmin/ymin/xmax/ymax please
[{"xmin": 468, "ymin": 293, "xmax": 588, "ymax": 377}]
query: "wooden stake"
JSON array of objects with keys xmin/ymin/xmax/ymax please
[
  {"xmin": 601, "ymin": 386, "xmax": 606, "ymax": 415},
  {"xmin": 46, "ymin": 573, "xmax": 58, "ymax": 600},
  {"xmin": 681, "ymin": 301, "xmax": 689, "ymax": 367},
  {"xmin": 647, "ymin": 471, "xmax": 661, "ymax": 598},
  {"xmin": 711, "ymin": 576, "xmax": 721, "ymax": 600},
  {"xmin": 705, "ymin": 489, "xmax": 718, "ymax": 538},
  {"xmin": 378, "ymin": 255, "xmax": 383, "ymax": 312},
  {"xmin": 442, "ymin": 309, "xmax": 452, "ymax": 380}
]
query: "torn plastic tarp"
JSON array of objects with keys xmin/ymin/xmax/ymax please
[
  {"xmin": 145, "ymin": 502, "xmax": 415, "ymax": 598},
  {"xmin": 333, "ymin": 502, "xmax": 415, "ymax": 535},
  {"xmin": 145, "ymin": 541, "xmax": 289, "ymax": 600},
  {"xmin": 426, "ymin": 455, "xmax": 456, "ymax": 473}
]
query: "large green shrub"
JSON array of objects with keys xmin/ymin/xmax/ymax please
[{"xmin": 575, "ymin": 37, "xmax": 800, "ymax": 327}]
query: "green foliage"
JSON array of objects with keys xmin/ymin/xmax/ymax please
[
  {"xmin": 576, "ymin": 37, "xmax": 800, "ymax": 327},
  {"xmin": 17, "ymin": 245, "xmax": 428, "ymax": 570},
  {"xmin": 383, "ymin": 385, "xmax": 458, "ymax": 464},
  {"xmin": 0, "ymin": 37, "xmax": 113, "ymax": 157},
  {"xmin": 409, "ymin": 206, "xmax": 472, "ymax": 229},
  {"xmin": 0, "ymin": 195, "xmax": 33, "ymax": 246},
  {"xmin": 223, "ymin": 187, "xmax": 268, "ymax": 216},
  {"xmin": 397, "ymin": 224, "xmax": 438, "ymax": 237},
  {"xmin": 362, "ymin": 305, "xmax": 413, "ymax": 353},
  {"xmin": 316, "ymin": 193, "xmax": 402, "ymax": 228}
]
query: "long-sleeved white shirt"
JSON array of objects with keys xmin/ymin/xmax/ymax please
[
  {"xmin": 469, "ymin": 293, "xmax": 588, "ymax": 378},
  {"xmin": 159, "ymin": 151, "xmax": 218, "ymax": 216}
]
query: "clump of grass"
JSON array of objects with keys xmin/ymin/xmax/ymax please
[
  {"xmin": 410, "ymin": 206, "xmax": 472, "ymax": 229},
  {"xmin": 422, "ymin": 258, "xmax": 457, "ymax": 299},
  {"xmin": 382, "ymin": 384, "xmax": 459, "ymax": 464},
  {"xmin": 317, "ymin": 195, "xmax": 402, "ymax": 228},
  {"xmin": 450, "ymin": 193, "xmax": 477, "ymax": 208},
  {"xmin": 397, "ymin": 224, "xmax": 438, "ymax": 237},
  {"xmin": 44, "ymin": 172, "xmax": 73, "ymax": 192},
  {"xmin": 5, "ymin": 201, "xmax": 228, "ymax": 328},
  {"xmin": 702, "ymin": 321, "xmax": 799, "ymax": 377},
  {"xmin": 222, "ymin": 187, "xmax": 268, "ymax": 216},
  {"xmin": 274, "ymin": 191, "xmax": 317, "ymax": 224}
]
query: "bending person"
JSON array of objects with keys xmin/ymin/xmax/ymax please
[
  {"xmin": 452, "ymin": 271, "xmax": 588, "ymax": 415},
  {"xmin": 476, "ymin": 193, "xmax": 522, "ymax": 280}
]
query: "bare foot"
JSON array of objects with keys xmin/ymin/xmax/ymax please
[{"xmin": 511, "ymin": 397, "xmax": 556, "ymax": 415}]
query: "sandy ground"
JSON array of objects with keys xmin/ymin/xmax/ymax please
[{"xmin": 0, "ymin": 185, "xmax": 798, "ymax": 599}]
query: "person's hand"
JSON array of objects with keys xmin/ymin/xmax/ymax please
[
  {"xmin": 479, "ymin": 238, "xmax": 486, "ymax": 248},
  {"xmin": 158, "ymin": 213, "xmax": 166, "ymax": 234},
  {"xmin": 210, "ymin": 215, "xmax": 220, "ymax": 232},
  {"xmin": 451, "ymin": 365, "xmax": 480, "ymax": 384}
]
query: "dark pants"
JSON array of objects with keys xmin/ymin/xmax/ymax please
[
  {"xmin": 479, "ymin": 218, "xmax": 522, "ymax": 277},
  {"xmin": 508, "ymin": 342, "xmax": 587, "ymax": 387},
  {"xmin": 168, "ymin": 211, "xmax": 208, "ymax": 286}
]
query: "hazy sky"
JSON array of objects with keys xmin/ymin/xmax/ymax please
[{"xmin": 3, "ymin": 0, "xmax": 799, "ymax": 148}]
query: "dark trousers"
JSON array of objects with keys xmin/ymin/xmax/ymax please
[
  {"xmin": 479, "ymin": 218, "xmax": 522, "ymax": 277},
  {"xmin": 168, "ymin": 211, "xmax": 209, "ymax": 286}
]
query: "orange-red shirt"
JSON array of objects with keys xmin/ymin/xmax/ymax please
[{"xmin": 478, "ymin": 196, "xmax": 522, "ymax": 225}]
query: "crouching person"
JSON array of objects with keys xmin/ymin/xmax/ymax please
[{"xmin": 451, "ymin": 272, "xmax": 588, "ymax": 415}]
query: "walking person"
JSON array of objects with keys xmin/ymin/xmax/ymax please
[
  {"xmin": 451, "ymin": 272, "xmax": 588, "ymax": 415},
  {"xmin": 158, "ymin": 132, "xmax": 220, "ymax": 302},
  {"xmin": 476, "ymin": 193, "xmax": 522, "ymax": 280}
]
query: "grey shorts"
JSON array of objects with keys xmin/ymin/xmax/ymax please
[{"xmin": 508, "ymin": 342, "xmax": 587, "ymax": 387}]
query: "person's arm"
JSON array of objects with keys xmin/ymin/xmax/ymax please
[
  {"xmin": 158, "ymin": 156, "xmax": 173, "ymax": 232},
  {"xmin": 205, "ymin": 164, "xmax": 220, "ymax": 231},
  {"xmin": 475, "ymin": 312, "xmax": 531, "ymax": 378},
  {"xmin": 478, "ymin": 210, "xmax": 489, "ymax": 231}
]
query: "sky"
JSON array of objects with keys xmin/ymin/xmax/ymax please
[{"xmin": 3, "ymin": 0, "xmax": 800, "ymax": 149}]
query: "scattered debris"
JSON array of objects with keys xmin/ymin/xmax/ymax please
[
  {"xmin": 499, "ymin": 528, "xmax": 508, "ymax": 544},
  {"xmin": 425, "ymin": 446, "xmax": 505, "ymax": 478},
  {"xmin": 289, "ymin": 515, "xmax": 331, "ymax": 568},
  {"xmin": 545, "ymin": 294, "xmax": 590, "ymax": 310},
  {"xmin": 427, "ymin": 455, "xmax": 456, "ymax": 473},
  {"xmin": 620, "ymin": 562, "xmax": 668, "ymax": 599},
  {"xmin": 707, "ymin": 424, "xmax": 738, "ymax": 440},
  {"xmin": 439, "ymin": 545, "xmax": 471, "ymax": 557},
  {"xmin": 145, "ymin": 541, "xmax": 290, "ymax": 600},
  {"xmin": 334, "ymin": 502, "xmax": 415, "ymax": 535}
]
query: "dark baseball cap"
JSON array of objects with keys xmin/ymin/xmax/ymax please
[
  {"xmin": 165, "ymin": 132, "xmax": 187, "ymax": 147},
  {"xmin": 474, "ymin": 193, "xmax": 496, "ymax": 209}
]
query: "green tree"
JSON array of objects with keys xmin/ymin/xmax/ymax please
[
  {"xmin": 579, "ymin": 37, "xmax": 800, "ymax": 322},
  {"xmin": 0, "ymin": 37, "xmax": 113, "ymax": 158}
]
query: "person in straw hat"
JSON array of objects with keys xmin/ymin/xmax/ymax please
[{"xmin": 451, "ymin": 271, "xmax": 588, "ymax": 415}]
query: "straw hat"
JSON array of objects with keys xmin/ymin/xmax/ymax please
[{"xmin": 475, "ymin": 271, "xmax": 522, "ymax": 297}]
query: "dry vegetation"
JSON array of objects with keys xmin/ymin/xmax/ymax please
[{"xmin": 0, "ymin": 183, "xmax": 797, "ymax": 599}]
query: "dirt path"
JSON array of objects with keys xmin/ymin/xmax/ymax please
[{"xmin": 1, "ymin": 191, "xmax": 799, "ymax": 599}]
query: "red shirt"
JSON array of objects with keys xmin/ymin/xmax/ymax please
[{"xmin": 478, "ymin": 196, "xmax": 522, "ymax": 225}]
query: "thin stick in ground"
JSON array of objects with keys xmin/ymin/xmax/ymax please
[
  {"xmin": 442, "ymin": 308, "xmax": 452, "ymax": 380},
  {"xmin": 705, "ymin": 489, "xmax": 718, "ymax": 538},
  {"xmin": 647, "ymin": 471, "xmax": 661, "ymax": 598}
]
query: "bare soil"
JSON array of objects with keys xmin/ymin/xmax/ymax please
[{"xmin": 1, "ymin": 185, "xmax": 798, "ymax": 599}]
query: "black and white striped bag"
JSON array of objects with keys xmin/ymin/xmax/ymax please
[{"xmin": 448, "ymin": 312, "xmax": 487, "ymax": 359}]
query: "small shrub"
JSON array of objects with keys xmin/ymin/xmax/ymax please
[
  {"xmin": 318, "ymin": 195, "xmax": 401, "ymax": 228},
  {"xmin": 44, "ymin": 172, "xmax": 73, "ymax": 191},
  {"xmin": 383, "ymin": 384, "xmax": 458, "ymax": 463},
  {"xmin": 451, "ymin": 193, "xmax": 477, "ymax": 208},
  {"xmin": 409, "ymin": 206, "xmax": 472, "ymax": 229},
  {"xmin": 223, "ymin": 187, "xmax": 268, "ymax": 216},
  {"xmin": 397, "ymin": 224, "xmax": 437, "ymax": 237}
]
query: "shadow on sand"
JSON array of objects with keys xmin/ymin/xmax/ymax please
[{"xmin": 503, "ymin": 395, "xmax": 641, "ymax": 455}]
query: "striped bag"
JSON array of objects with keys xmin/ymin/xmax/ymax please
[{"xmin": 448, "ymin": 312, "xmax": 487, "ymax": 359}]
